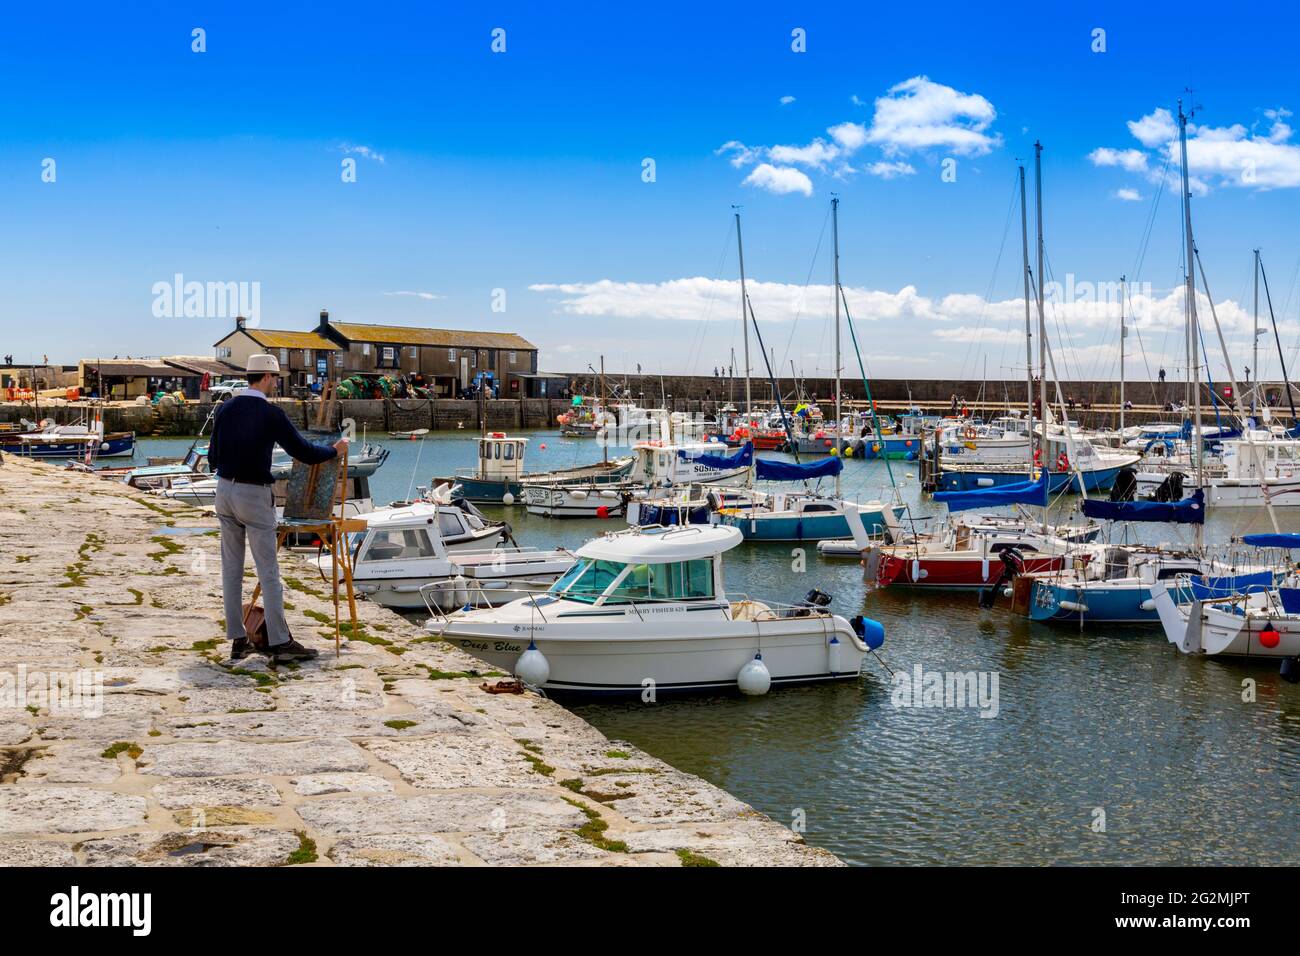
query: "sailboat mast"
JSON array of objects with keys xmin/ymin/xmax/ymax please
[
  {"xmin": 599, "ymin": 355, "xmax": 608, "ymax": 465},
  {"xmin": 1253, "ymin": 247, "xmax": 1260, "ymax": 413},
  {"xmin": 1034, "ymin": 141, "xmax": 1048, "ymax": 533},
  {"xmin": 1119, "ymin": 275, "xmax": 1126, "ymax": 436},
  {"xmin": 832, "ymin": 197, "xmax": 843, "ymax": 498},
  {"xmin": 1019, "ymin": 164, "xmax": 1034, "ymax": 476},
  {"xmin": 1177, "ymin": 100, "xmax": 1204, "ymax": 548},
  {"xmin": 735, "ymin": 211, "xmax": 752, "ymax": 417}
]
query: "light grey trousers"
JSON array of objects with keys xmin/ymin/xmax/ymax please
[{"xmin": 215, "ymin": 478, "xmax": 290, "ymax": 646}]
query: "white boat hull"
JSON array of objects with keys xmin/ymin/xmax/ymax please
[{"xmin": 436, "ymin": 611, "xmax": 868, "ymax": 693}]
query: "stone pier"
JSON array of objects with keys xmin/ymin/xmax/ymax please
[{"xmin": 0, "ymin": 457, "xmax": 836, "ymax": 866}]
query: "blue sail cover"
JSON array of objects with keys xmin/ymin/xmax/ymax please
[
  {"xmin": 932, "ymin": 470, "xmax": 1048, "ymax": 513},
  {"xmin": 1189, "ymin": 571, "xmax": 1274, "ymax": 602},
  {"xmin": 754, "ymin": 456, "xmax": 843, "ymax": 481},
  {"xmin": 1081, "ymin": 490, "xmax": 1205, "ymax": 524},
  {"xmin": 1242, "ymin": 533, "xmax": 1300, "ymax": 549},
  {"xmin": 678, "ymin": 441, "xmax": 752, "ymax": 470}
]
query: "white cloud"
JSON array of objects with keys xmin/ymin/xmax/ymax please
[
  {"xmin": 1088, "ymin": 147, "xmax": 1148, "ymax": 172},
  {"xmin": 715, "ymin": 140, "xmax": 762, "ymax": 168},
  {"xmin": 828, "ymin": 121, "xmax": 868, "ymax": 151},
  {"xmin": 741, "ymin": 163, "xmax": 814, "ymax": 196},
  {"xmin": 768, "ymin": 140, "xmax": 841, "ymax": 168},
  {"xmin": 1127, "ymin": 108, "xmax": 1177, "ymax": 148},
  {"xmin": 1115, "ymin": 187, "xmax": 1142, "ymax": 201},
  {"xmin": 779, "ymin": 95, "xmax": 796, "ymax": 106},
  {"xmin": 865, "ymin": 161, "xmax": 916, "ymax": 179},
  {"xmin": 865, "ymin": 76, "xmax": 1001, "ymax": 157},
  {"xmin": 1093, "ymin": 104, "xmax": 1300, "ymax": 192},
  {"xmin": 850, "ymin": 94, "xmax": 866, "ymax": 107},
  {"xmin": 717, "ymin": 76, "xmax": 997, "ymax": 195},
  {"xmin": 383, "ymin": 290, "xmax": 444, "ymax": 300},
  {"xmin": 339, "ymin": 143, "xmax": 386, "ymax": 163}
]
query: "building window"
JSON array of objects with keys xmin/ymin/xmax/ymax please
[
  {"xmin": 470, "ymin": 352, "xmax": 476, "ymax": 368},
  {"xmin": 279, "ymin": 348, "xmax": 289, "ymax": 366},
  {"xmin": 303, "ymin": 349, "xmax": 312, "ymax": 365},
  {"xmin": 216, "ymin": 346, "xmax": 231, "ymax": 359},
  {"xmin": 409, "ymin": 346, "xmax": 418, "ymax": 359},
  {"xmin": 508, "ymin": 351, "xmax": 516, "ymax": 364},
  {"xmin": 448, "ymin": 348, "xmax": 455, "ymax": 362},
  {"xmin": 380, "ymin": 346, "xmax": 397, "ymax": 368},
  {"xmin": 362, "ymin": 343, "xmax": 371, "ymax": 357}
]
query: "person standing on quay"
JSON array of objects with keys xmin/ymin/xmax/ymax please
[{"xmin": 209, "ymin": 354, "xmax": 347, "ymax": 662}]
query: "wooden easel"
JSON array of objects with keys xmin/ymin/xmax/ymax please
[{"xmin": 244, "ymin": 448, "xmax": 362, "ymax": 657}]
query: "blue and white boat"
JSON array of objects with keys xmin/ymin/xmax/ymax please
[
  {"xmin": 935, "ymin": 434, "xmax": 1139, "ymax": 494},
  {"xmin": 2, "ymin": 417, "xmax": 135, "ymax": 459}
]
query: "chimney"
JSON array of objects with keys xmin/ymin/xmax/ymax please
[
  {"xmin": 319, "ymin": 309, "xmax": 330, "ymax": 327},
  {"xmin": 235, "ymin": 315, "xmax": 246, "ymax": 330}
]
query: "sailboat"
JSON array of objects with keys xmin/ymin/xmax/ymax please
[
  {"xmin": 868, "ymin": 150, "xmax": 1110, "ymax": 590},
  {"xmin": 712, "ymin": 200, "xmax": 903, "ymax": 542}
]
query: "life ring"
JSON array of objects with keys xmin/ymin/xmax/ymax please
[
  {"xmin": 962, "ymin": 426, "xmax": 977, "ymax": 440},
  {"xmin": 1056, "ymin": 452, "xmax": 1070, "ymax": 472}
]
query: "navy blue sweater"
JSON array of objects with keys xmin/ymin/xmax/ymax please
[{"xmin": 209, "ymin": 394, "xmax": 337, "ymax": 484}]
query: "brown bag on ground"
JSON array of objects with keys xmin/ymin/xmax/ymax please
[{"xmin": 241, "ymin": 602, "xmax": 270, "ymax": 651}]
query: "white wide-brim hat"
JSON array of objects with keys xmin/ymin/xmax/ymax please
[{"xmin": 246, "ymin": 353, "xmax": 281, "ymax": 374}]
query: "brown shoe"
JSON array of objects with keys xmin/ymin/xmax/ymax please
[{"xmin": 269, "ymin": 639, "xmax": 319, "ymax": 663}]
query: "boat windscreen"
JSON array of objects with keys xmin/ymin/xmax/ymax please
[{"xmin": 548, "ymin": 559, "xmax": 626, "ymax": 603}]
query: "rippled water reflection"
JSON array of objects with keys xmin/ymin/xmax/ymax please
[{"xmin": 141, "ymin": 432, "xmax": 1300, "ymax": 864}]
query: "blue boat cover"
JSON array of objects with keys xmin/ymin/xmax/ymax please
[
  {"xmin": 1082, "ymin": 490, "xmax": 1205, "ymax": 524},
  {"xmin": 754, "ymin": 456, "xmax": 843, "ymax": 481},
  {"xmin": 1189, "ymin": 571, "xmax": 1274, "ymax": 602},
  {"xmin": 1279, "ymin": 588, "xmax": 1300, "ymax": 614},
  {"xmin": 678, "ymin": 441, "xmax": 752, "ymax": 469},
  {"xmin": 932, "ymin": 469, "xmax": 1048, "ymax": 513},
  {"xmin": 1242, "ymin": 533, "xmax": 1300, "ymax": 549}
]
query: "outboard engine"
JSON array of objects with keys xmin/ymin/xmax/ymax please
[
  {"xmin": 793, "ymin": 588, "xmax": 833, "ymax": 617},
  {"xmin": 1109, "ymin": 467, "xmax": 1138, "ymax": 502},
  {"xmin": 979, "ymin": 548, "xmax": 1024, "ymax": 609},
  {"xmin": 1149, "ymin": 471, "xmax": 1186, "ymax": 503}
]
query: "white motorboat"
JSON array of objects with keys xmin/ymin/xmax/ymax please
[
  {"xmin": 334, "ymin": 503, "xmax": 575, "ymax": 611},
  {"xmin": 425, "ymin": 524, "xmax": 885, "ymax": 694}
]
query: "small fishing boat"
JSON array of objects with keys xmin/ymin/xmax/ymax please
[
  {"xmin": 433, "ymin": 433, "xmax": 633, "ymax": 504},
  {"xmin": 335, "ymin": 502, "xmax": 574, "ymax": 611},
  {"xmin": 1, "ymin": 413, "xmax": 135, "ymax": 459},
  {"xmin": 520, "ymin": 440, "xmax": 751, "ymax": 519},
  {"xmin": 425, "ymin": 524, "xmax": 885, "ymax": 695}
]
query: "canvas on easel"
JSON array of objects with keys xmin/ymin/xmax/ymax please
[{"xmin": 283, "ymin": 457, "xmax": 342, "ymax": 521}]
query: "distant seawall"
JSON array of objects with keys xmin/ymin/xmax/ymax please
[{"xmin": 0, "ymin": 374, "xmax": 1273, "ymax": 436}]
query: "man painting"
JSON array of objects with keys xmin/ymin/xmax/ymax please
[{"xmin": 209, "ymin": 354, "xmax": 347, "ymax": 662}]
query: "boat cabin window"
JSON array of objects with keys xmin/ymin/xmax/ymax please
[
  {"xmin": 801, "ymin": 503, "xmax": 838, "ymax": 514},
  {"xmin": 437, "ymin": 511, "xmax": 466, "ymax": 538},
  {"xmin": 549, "ymin": 558, "xmax": 715, "ymax": 603},
  {"xmin": 502, "ymin": 443, "xmax": 516, "ymax": 460},
  {"xmin": 362, "ymin": 529, "xmax": 438, "ymax": 562},
  {"xmin": 604, "ymin": 559, "xmax": 716, "ymax": 603}
]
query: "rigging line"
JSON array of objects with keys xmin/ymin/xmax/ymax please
[
  {"xmin": 683, "ymin": 217, "xmax": 737, "ymax": 377},
  {"xmin": 1124, "ymin": 283, "xmax": 1161, "ymax": 405},
  {"xmin": 841, "ymin": 284, "xmax": 897, "ymax": 492},
  {"xmin": 1260, "ymin": 253, "xmax": 1298, "ymax": 424},
  {"xmin": 958, "ymin": 172, "xmax": 1021, "ymax": 382},
  {"xmin": 779, "ymin": 203, "xmax": 832, "ymax": 379}
]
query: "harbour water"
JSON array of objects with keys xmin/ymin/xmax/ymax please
[{"xmin": 134, "ymin": 431, "xmax": 1300, "ymax": 865}]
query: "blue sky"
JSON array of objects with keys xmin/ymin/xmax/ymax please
[{"xmin": 4, "ymin": 1, "xmax": 1300, "ymax": 383}]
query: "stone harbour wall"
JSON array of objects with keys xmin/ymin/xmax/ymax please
[{"xmin": 0, "ymin": 457, "xmax": 836, "ymax": 867}]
